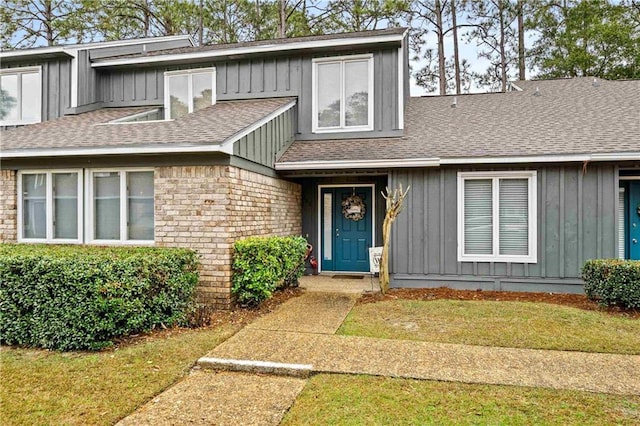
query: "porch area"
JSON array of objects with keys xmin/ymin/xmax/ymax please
[{"xmin": 298, "ymin": 274, "xmax": 380, "ymax": 294}]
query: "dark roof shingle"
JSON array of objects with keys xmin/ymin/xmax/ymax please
[
  {"xmin": 278, "ymin": 77, "xmax": 640, "ymax": 165},
  {"xmin": 1, "ymin": 97, "xmax": 294, "ymax": 154}
]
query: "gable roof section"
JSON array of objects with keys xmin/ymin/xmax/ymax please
[
  {"xmin": 276, "ymin": 77, "xmax": 640, "ymax": 170},
  {"xmin": 1, "ymin": 98, "xmax": 295, "ymax": 158},
  {"xmin": 92, "ymin": 28, "xmax": 408, "ymax": 67}
]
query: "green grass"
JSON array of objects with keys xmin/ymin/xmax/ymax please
[
  {"xmin": 282, "ymin": 374, "xmax": 640, "ymax": 425},
  {"xmin": 0, "ymin": 324, "xmax": 238, "ymax": 426},
  {"xmin": 338, "ymin": 300, "xmax": 640, "ymax": 354}
]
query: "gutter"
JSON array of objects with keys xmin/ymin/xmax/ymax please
[{"xmin": 275, "ymin": 152, "xmax": 640, "ymax": 171}]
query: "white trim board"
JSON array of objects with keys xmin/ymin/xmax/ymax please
[
  {"xmin": 317, "ymin": 184, "xmax": 376, "ymax": 274},
  {"xmin": 276, "ymin": 152, "xmax": 640, "ymax": 170},
  {"xmin": 92, "ymin": 33, "xmax": 406, "ymax": 68},
  {"xmin": 0, "ymin": 35, "xmax": 193, "ymax": 59}
]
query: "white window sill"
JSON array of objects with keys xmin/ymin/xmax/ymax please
[
  {"xmin": 458, "ymin": 254, "xmax": 538, "ymax": 264},
  {"xmin": 312, "ymin": 126, "xmax": 374, "ymax": 134}
]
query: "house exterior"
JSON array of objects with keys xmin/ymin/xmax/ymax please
[{"xmin": 1, "ymin": 28, "xmax": 638, "ymax": 308}]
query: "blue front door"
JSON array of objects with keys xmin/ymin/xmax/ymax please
[
  {"xmin": 321, "ymin": 186, "xmax": 373, "ymax": 272},
  {"xmin": 629, "ymin": 182, "xmax": 640, "ymax": 260}
]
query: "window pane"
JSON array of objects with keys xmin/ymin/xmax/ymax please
[
  {"xmin": 53, "ymin": 173, "xmax": 78, "ymax": 239},
  {"xmin": 464, "ymin": 179, "xmax": 493, "ymax": 255},
  {"xmin": 192, "ymin": 72, "xmax": 213, "ymax": 112},
  {"xmin": 344, "ymin": 61, "xmax": 369, "ymax": 127},
  {"xmin": 168, "ymin": 75, "xmax": 189, "ymax": 119},
  {"xmin": 94, "ymin": 172, "xmax": 120, "ymax": 240},
  {"xmin": 499, "ymin": 179, "xmax": 529, "ymax": 256},
  {"xmin": 21, "ymin": 72, "xmax": 41, "ymax": 122},
  {"xmin": 22, "ymin": 174, "xmax": 46, "ymax": 239},
  {"xmin": 1, "ymin": 74, "xmax": 19, "ymax": 122},
  {"xmin": 316, "ymin": 62, "xmax": 341, "ymax": 128},
  {"xmin": 127, "ymin": 172, "xmax": 154, "ymax": 241}
]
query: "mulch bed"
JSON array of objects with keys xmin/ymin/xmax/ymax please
[{"xmin": 359, "ymin": 287, "xmax": 640, "ymax": 319}]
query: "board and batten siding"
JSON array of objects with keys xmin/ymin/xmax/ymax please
[
  {"xmin": 1, "ymin": 58, "xmax": 72, "ymax": 122},
  {"xmin": 389, "ymin": 164, "xmax": 618, "ymax": 293},
  {"xmin": 233, "ymin": 106, "xmax": 296, "ymax": 168},
  {"xmin": 95, "ymin": 48, "xmax": 402, "ymax": 139}
]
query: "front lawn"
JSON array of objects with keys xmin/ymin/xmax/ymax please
[
  {"xmin": 282, "ymin": 374, "xmax": 640, "ymax": 425},
  {"xmin": 0, "ymin": 325, "xmax": 237, "ymax": 426},
  {"xmin": 338, "ymin": 299, "xmax": 640, "ymax": 354}
]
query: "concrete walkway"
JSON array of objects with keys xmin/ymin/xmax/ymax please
[
  {"xmin": 120, "ymin": 290, "xmax": 640, "ymax": 425},
  {"xmin": 204, "ymin": 292, "xmax": 640, "ymax": 396}
]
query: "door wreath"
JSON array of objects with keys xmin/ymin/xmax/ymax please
[{"xmin": 342, "ymin": 193, "xmax": 366, "ymax": 221}]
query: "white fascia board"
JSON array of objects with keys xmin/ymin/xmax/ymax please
[
  {"xmin": 275, "ymin": 158, "xmax": 440, "ymax": 170},
  {"xmin": 441, "ymin": 152, "xmax": 640, "ymax": 164},
  {"xmin": 275, "ymin": 152, "xmax": 640, "ymax": 171},
  {"xmin": 0, "ymin": 35, "xmax": 193, "ymax": 59},
  {"xmin": 0, "ymin": 46, "xmax": 70, "ymax": 59},
  {"xmin": 1, "ymin": 143, "xmax": 229, "ymax": 159},
  {"xmin": 91, "ymin": 33, "xmax": 406, "ymax": 68},
  {"xmin": 220, "ymin": 100, "xmax": 297, "ymax": 149}
]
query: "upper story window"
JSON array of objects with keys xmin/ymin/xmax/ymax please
[
  {"xmin": 164, "ymin": 68, "xmax": 215, "ymax": 120},
  {"xmin": 312, "ymin": 55, "xmax": 374, "ymax": 133},
  {"xmin": 457, "ymin": 171, "xmax": 537, "ymax": 264},
  {"xmin": 0, "ymin": 66, "xmax": 42, "ymax": 126}
]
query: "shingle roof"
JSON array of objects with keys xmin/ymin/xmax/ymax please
[
  {"xmin": 1, "ymin": 97, "xmax": 294, "ymax": 156},
  {"xmin": 95, "ymin": 28, "xmax": 407, "ymax": 61},
  {"xmin": 277, "ymin": 77, "xmax": 640, "ymax": 165}
]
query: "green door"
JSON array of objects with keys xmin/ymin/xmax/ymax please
[{"xmin": 321, "ymin": 187, "xmax": 373, "ymax": 272}]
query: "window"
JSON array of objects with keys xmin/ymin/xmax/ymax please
[
  {"xmin": 457, "ymin": 171, "xmax": 537, "ymax": 263},
  {"xmin": 312, "ymin": 55, "xmax": 373, "ymax": 132},
  {"xmin": 164, "ymin": 68, "xmax": 215, "ymax": 120},
  {"xmin": 18, "ymin": 170, "xmax": 82, "ymax": 243},
  {"xmin": 88, "ymin": 170, "xmax": 154, "ymax": 243},
  {"xmin": 18, "ymin": 169, "xmax": 154, "ymax": 244},
  {"xmin": 0, "ymin": 66, "xmax": 42, "ymax": 125}
]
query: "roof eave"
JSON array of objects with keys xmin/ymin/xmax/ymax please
[
  {"xmin": 92, "ymin": 32, "xmax": 407, "ymax": 68},
  {"xmin": 275, "ymin": 152, "xmax": 640, "ymax": 170}
]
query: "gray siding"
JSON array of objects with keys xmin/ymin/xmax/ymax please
[
  {"xmin": 234, "ymin": 106, "xmax": 296, "ymax": 168},
  {"xmin": 389, "ymin": 164, "xmax": 619, "ymax": 293},
  {"xmin": 2, "ymin": 58, "xmax": 72, "ymax": 121},
  {"xmin": 95, "ymin": 47, "xmax": 402, "ymax": 138},
  {"xmin": 77, "ymin": 49, "xmax": 99, "ymax": 106}
]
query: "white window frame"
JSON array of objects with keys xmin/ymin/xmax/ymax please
[
  {"xmin": 312, "ymin": 54, "xmax": 374, "ymax": 133},
  {"xmin": 86, "ymin": 168, "xmax": 155, "ymax": 245},
  {"xmin": 0, "ymin": 65, "xmax": 42, "ymax": 126},
  {"xmin": 17, "ymin": 169, "xmax": 83, "ymax": 244},
  {"xmin": 457, "ymin": 171, "xmax": 537, "ymax": 263},
  {"xmin": 163, "ymin": 67, "xmax": 216, "ymax": 120}
]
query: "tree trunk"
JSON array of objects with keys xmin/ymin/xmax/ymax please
[
  {"xmin": 198, "ymin": 0, "xmax": 204, "ymax": 45},
  {"xmin": 379, "ymin": 216, "xmax": 392, "ymax": 293},
  {"xmin": 517, "ymin": 0, "xmax": 526, "ymax": 80},
  {"xmin": 451, "ymin": 0, "xmax": 461, "ymax": 94},
  {"xmin": 278, "ymin": 0, "xmax": 286, "ymax": 38},
  {"xmin": 435, "ymin": 0, "xmax": 446, "ymax": 95},
  {"xmin": 44, "ymin": 0, "xmax": 54, "ymax": 45},
  {"xmin": 499, "ymin": 2, "xmax": 507, "ymax": 92}
]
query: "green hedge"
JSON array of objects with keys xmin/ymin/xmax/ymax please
[
  {"xmin": 232, "ymin": 236, "xmax": 307, "ymax": 306},
  {"xmin": 582, "ymin": 259, "xmax": 640, "ymax": 309},
  {"xmin": 0, "ymin": 244, "xmax": 199, "ymax": 351}
]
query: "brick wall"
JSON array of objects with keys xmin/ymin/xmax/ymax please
[
  {"xmin": 0, "ymin": 169, "xmax": 17, "ymax": 242},
  {"xmin": 155, "ymin": 165, "xmax": 301, "ymax": 309}
]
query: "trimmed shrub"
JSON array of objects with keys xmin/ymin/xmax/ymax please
[
  {"xmin": 582, "ymin": 259, "xmax": 640, "ymax": 309},
  {"xmin": 0, "ymin": 244, "xmax": 199, "ymax": 351},
  {"xmin": 232, "ymin": 236, "xmax": 307, "ymax": 306}
]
